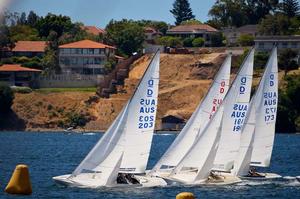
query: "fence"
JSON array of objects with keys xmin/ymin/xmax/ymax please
[{"xmin": 39, "ymin": 74, "xmax": 105, "ymax": 88}]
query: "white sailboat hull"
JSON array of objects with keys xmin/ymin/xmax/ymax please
[
  {"xmin": 163, "ymin": 170, "xmax": 241, "ymax": 185},
  {"xmin": 240, "ymin": 172, "xmax": 282, "ymax": 180},
  {"xmin": 53, "ymin": 174, "xmax": 167, "ymax": 188}
]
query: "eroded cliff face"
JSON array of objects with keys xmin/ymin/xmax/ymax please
[
  {"xmin": 85, "ymin": 53, "xmax": 225, "ymax": 131},
  {"xmin": 10, "ymin": 53, "xmax": 226, "ymax": 131}
]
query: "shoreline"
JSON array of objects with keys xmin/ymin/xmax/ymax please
[{"xmin": 0, "ymin": 129, "xmax": 298, "ymax": 134}]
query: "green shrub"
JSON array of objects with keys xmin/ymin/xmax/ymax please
[
  {"xmin": 192, "ymin": 37, "xmax": 205, "ymax": 47},
  {"xmin": 11, "ymin": 86, "xmax": 32, "ymax": 94},
  {"xmin": 0, "ymin": 84, "xmax": 14, "ymax": 113},
  {"xmin": 237, "ymin": 34, "xmax": 254, "ymax": 47},
  {"xmin": 156, "ymin": 36, "xmax": 183, "ymax": 48},
  {"xmin": 183, "ymin": 37, "xmax": 194, "ymax": 47}
]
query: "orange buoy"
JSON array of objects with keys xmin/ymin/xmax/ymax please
[
  {"xmin": 176, "ymin": 192, "xmax": 195, "ymax": 199},
  {"xmin": 5, "ymin": 164, "xmax": 32, "ymax": 195}
]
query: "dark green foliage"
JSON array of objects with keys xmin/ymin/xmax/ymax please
[
  {"xmin": 36, "ymin": 13, "xmax": 74, "ymax": 38},
  {"xmin": 66, "ymin": 112, "xmax": 89, "ymax": 128},
  {"xmin": 0, "ymin": 84, "xmax": 14, "ymax": 113},
  {"xmin": 237, "ymin": 34, "xmax": 254, "ymax": 46},
  {"xmin": 258, "ymin": 14, "xmax": 291, "ymax": 35},
  {"xmin": 156, "ymin": 36, "xmax": 183, "ymax": 47},
  {"xmin": 210, "ymin": 32, "xmax": 224, "ymax": 47},
  {"xmin": 208, "ymin": 0, "xmax": 279, "ymax": 28},
  {"xmin": 170, "ymin": 0, "xmax": 195, "ymax": 25},
  {"xmin": 180, "ymin": 19, "xmax": 202, "ymax": 25},
  {"xmin": 255, "ymin": 51, "xmax": 269, "ymax": 69},
  {"xmin": 280, "ymin": 0, "xmax": 300, "ymax": 17},
  {"xmin": 276, "ymin": 75, "xmax": 300, "ymax": 132},
  {"xmin": 27, "ymin": 11, "xmax": 39, "ymax": 27},
  {"xmin": 192, "ymin": 37, "xmax": 205, "ymax": 47},
  {"xmin": 136, "ymin": 20, "xmax": 169, "ymax": 35},
  {"xmin": 278, "ymin": 49, "xmax": 299, "ymax": 75},
  {"xmin": 0, "ymin": 25, "xmax": 13, "ymax": 58},
  {"xmin": 9, "ymin": 25, "xmax": 40, "ymax": 41},
  {"xmin": 104, "ymin": 19, "xmax": 145, "ymax": 56},
  {"xmin": 104, "ymin": 57, "xmax": 117, "ymax": 72},
  {"xmin": 182, "ymin": 37, "xmax": 193, "ymax": 47}
]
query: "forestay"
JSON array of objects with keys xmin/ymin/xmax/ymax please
[
  {"xmin": 250, "ymin": 47, "xmax": 278, "ymax": 167},
  {"xmin": 150, "ymin": 54, "xmax": 231, "ymax": 175},
  {"xmin": 213, "ymin": 48, "xmax": 254, "ymax": 172},
  {"xmin": 68, "ymin": 51, "xmax": 160, "ymax": 186}
]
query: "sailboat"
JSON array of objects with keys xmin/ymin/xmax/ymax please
[
  {"xmin": 232, "ymin": 47, "xmax": 281, "ymax": 179},
  {"xmin": 53, "ymin": 50, "xmax": 167, "ymax": 188},
  {"xmin": 162, "ymin": 49, "xmax": 255, "ymax": 185},
  {"xmin": 212, "ymin": 48, "xmax": 254, "ymax": 172},
  {"xmin": 149, "ymin": 54, "xmax": 231, "ymax": 178}
]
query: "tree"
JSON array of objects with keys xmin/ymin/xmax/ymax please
[
  {"xmin": 156, "ymin": 36, "xmax": 183, "ymax": 47},
  {"xmin": 18, "ymin": 12, "xmax": 27, "ymax": 25},
  {"xmin": 237, "ymin": 34, "xmax": 254, "ymax": 46},
  {"xmin": 0, "ymin": 84, "xmax": 14, "ymax": 114},
  {"xmin": 280, "ymin": 0, "xmax": 300, "ymax": 17},
  {"xmin": 170, "ymin": 0, "xmax": 195, "ymax": 25},
  {"xmin": 27, "ymin": 11, "xmax": 39, "ymax": 27},
  {"xmin": 9, "ymin": 25, "xmax": 40, "ymax": 41},
  {"xmin": 278, "ymin": 49, "xmax": 299, "ymax": 75},
  {"xmin": 104, "ymin": 19, "xmax": 145, "ymax": 56},
  {"xmin": 42, "ymin": 31, "xmax": 60, "ymax": 73},
  {"xmin": 211, "ymin": 32, "xmax": 225, "ymax": 47},
  {"xmin": 136, "ymin": 20, "xmax": 169, "ymax": 35},
  {"xmin": 258, "ymin": 14, "xmax": 290, "ymax": 35},
  {"xmin": 36, "ymin": 13, "xmax": 74, "ymax": 38},
  {"xmin": 208, "ymin": 0, "xmax": 279, "ymax": 28},
  {"xmin": 183, "ymin": 37, "xmax": 193, "ymax": 47},
  {"xmin": 180, "ymin": 19, "xmax": 202, "ymax": 25},
  {"xmin": 0, "ymin": 25, "xmax": 13, "ymax": 48},
  {"xmin": 192, "ymin": 37, "xmax": 205, "ymax": 47}
]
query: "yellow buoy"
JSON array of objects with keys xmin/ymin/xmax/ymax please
[
  {"xmin": 176, "ymin": 192, "xmax": 195, "ymax": 199},
  {"xmin": 5, "ymin": 164, "xmax": 32, "ymax": 195}
]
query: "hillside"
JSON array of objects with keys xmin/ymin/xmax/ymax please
[{"xmin": 6, "ymin": 52, "xmax": 295, "ymax": 131}]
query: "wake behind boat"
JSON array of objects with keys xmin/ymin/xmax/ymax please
[{"xmin": 53, "ymin": 50, "xmax": 167, "ymax": 188}]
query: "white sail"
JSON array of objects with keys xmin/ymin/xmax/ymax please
[
  {"xmin": 232, "ymin": 98, "xmax": 256, "ymax": 176},
  {"xmin": 169, "ymin": 105, "xmax": 224, "ymax": 183},
  {"xmin": 251, "ymin": 47, "xmax": 278, "ymax": 167},
  {"xmin": 120, "ymin": 51, "xmax": 160, "ymax": 173},
  {"xmin": 168, "ymin": 49, "xmax": 254, "ymax": 183},
  {"xmin": 150, "ymin": 54, "xmax": 231, "ymax": 175},
  {"xmin": 213, "ymin": 48, "xmax": 254, "ymax": 172},
  {"xmin": 66, "ymin": 51, "xmax": 160, "ymax": 186}
]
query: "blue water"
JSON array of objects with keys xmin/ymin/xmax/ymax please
[{"xmin": 0, "ymin": 132, "xmax": 299, "ymax": 199}]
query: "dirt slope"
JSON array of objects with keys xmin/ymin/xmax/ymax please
[{"xmin": 85, "ymin": 53, "xmax": 224, "ymax": 130}]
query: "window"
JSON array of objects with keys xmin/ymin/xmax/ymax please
[
  {"xmin": 71, "ymin": 58, "xmax": 77, "ymax": 64},
  {"xmin": 258, "ymin": 42, "xmax": 264, "ymax": 48},
  {"xmin": 71, "ymin": 49, "xmax": 77, "ymax": 54},
  {"xmin": 94, "ymin": 49, "xmax": 100, "ymax": 54},
  {"xmin": 291, "ymin": 42, "xmax": 298, "ymax": 48},
  {"xmin": 89, "ymin": 49, "xmax": 94, "ymax": 54},
  {"xmin": 282, "ymin": 42, "xmax": 288, "ymax": 48},
  {"xmin": 95, "ymin": 58, "xmax": 101, "ymax": 64},
  {"xmin": 83, "ymin": 49, "xmax": 88, "ymax": 54}
]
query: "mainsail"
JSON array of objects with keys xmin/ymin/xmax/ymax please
[
  {"xmin": 69, "ymin": 51, "xmax": 160, "ymax": 186},
  {"xmin": 213, "ymin": 48, "xmax": 254, "ymax": 172},
  {"xmin": 233, "ymin": 47, "xmax": 278, "ymax": 175},
  {"xmin": 150, "ymin": 54, "xmax": 231, "ymax": 175},
  {"xmin": 250, "ymin": 47, "xmax": 278, "ymax": 167},
  {"xmin": 168, "ymin": 49, "xmax": 254, "ymax": 183}
]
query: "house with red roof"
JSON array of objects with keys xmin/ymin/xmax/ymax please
[
  {"xmin": 12, "ymin": 41, "xmax": 48, "ymax": 57},
  {"xmin": 0, "ymin": 64, "xmax": 41, "ymax": 87},
  {"xmin": 59, "ymin": 39, "xmax": 116, "ymax": 75},
  {"xmin": 166, "ymin": 24, "xmax": 218, "ymax": 46},
  {"xmin": 82, "ymin": 26, "xmax": 105, "ymax": 36}
]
